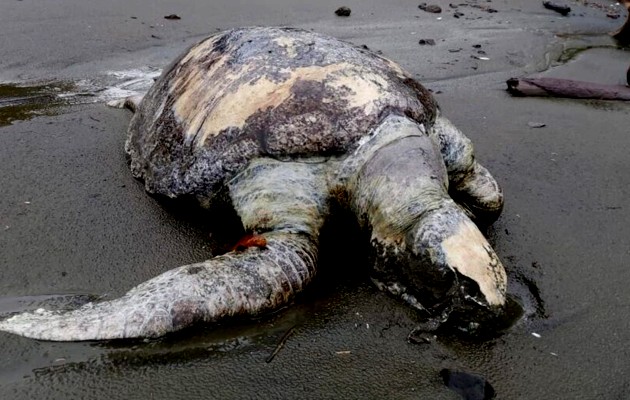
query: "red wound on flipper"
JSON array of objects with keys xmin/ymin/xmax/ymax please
[{"xmin": 232, "ymin": 233, "xmax": 268, "ymax": 252}]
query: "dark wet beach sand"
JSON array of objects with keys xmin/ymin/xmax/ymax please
[{"xmin": 1, "ymin": 0, "xmax": 630, "ymax": 398}]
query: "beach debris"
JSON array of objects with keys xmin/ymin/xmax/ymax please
[
  {"xmin": 334, "ymin": 6, "xmax": 351, "ymax": 16},
  {"xmin": 528, "ymin": 122, "xmax": 546, "ymax": 128},
  {"xmin": 531, "ymin": 332, "xmax": 541, "ymax": 338},
  {"xmin": 418, "ymin": 38, "xmax": 436, "ymax": 45},
  {"xmin": 611, "ymin": 0, "xmax": 630, "ymax": 44},
  {"xmin": 164, "ymin": 14, "xmax": 181, "ymax": 20},
  {"xmin": 335, "ymin": 350, "xmax": 352, "ymax": 355},
  {"xmin": 469, "ymin": 3, "xmax": 498, "ymax": 13},
  {"xmin": 265, "ymin": 325, "xmax": 296, "ymax": 363},
  {"xmin": 232, "ymin": 233, "xmax": 267, "ymax": 252},
  {"xmin": 507, "ymin": 77, "xmax": 630, "ymax": 100},
  {"xmin": 471, "ymin": 55, "xmax": 490, "ymax": 60},
  {"xmin": 419, "ymin": 3, "xmax": 442, "ymax": 13},
  {"xmin": 407, "ymin": 329, "xmax": 434, "ymax": 344},
  {"xmin": 440, "ymin": 369, "xmax": 496, "ymax": 400},
  {"xmin": 454, "ymin": 11, "xmax": 465, "ymax": 18},
  {"xmin": 542, "ymin": 1, "xmax": 571, "ymax": 16}
]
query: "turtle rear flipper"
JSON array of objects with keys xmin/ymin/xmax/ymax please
[
  {"xmin": 106, "ymin": 94, "xmax": 144, "ymax": 112},
  {"xmin": 431, "ymin": 114, "xmax": 504, "ymax": 225}
]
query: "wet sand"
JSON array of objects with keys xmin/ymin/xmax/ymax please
[{"xmin": 1, "ymin": 0, "xmax": 630, "ymax": 398}]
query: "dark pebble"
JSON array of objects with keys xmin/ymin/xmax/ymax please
[
  {"xmin": 440, "ymin": 369, "xmax": 496, "ymax": 400},
  {"xmin": 472, "ymin": 44, "xmax": 482, "ymax": 48},
  {"xmin": 335, "ymin": 6, "xmax": 351, "ymax": 16},
  {"xmin": 454, "ymin": 11, "xmax": 465, "ymax": 18},
  {"xmin": 164, "ymin": 14, "xmax": 181, "ymax": 20},
  {"xmin": 607, "ymin": 13, "xmax": 620, "ymax": 19},
  {"xmin": 419, "ymin": 3, "xmax": 442, "ymax": 13},
  {"xmin": 418, "ymin": 38, "xmax": 436, "ymax": 45}
]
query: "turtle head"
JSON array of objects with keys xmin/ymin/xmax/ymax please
[{"xmin": 372, "ymin": 203, "xmax": 517, "ymax": 336}]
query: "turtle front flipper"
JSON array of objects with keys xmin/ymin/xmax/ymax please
[
  {"xmin": 430, "ymin": 113, "xmax": 504, "ymax": 226},
  {"xmin": 0, "ymin": 159, "xmax": 328, "ymax": 341},
  {"xmin": 347, "ymin": 115, "xmax": 508, "ymax": 332}
]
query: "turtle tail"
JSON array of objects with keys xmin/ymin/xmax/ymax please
[{"xmin": 0, "ymin": 233, "xmax": 317, "ymax": 341}]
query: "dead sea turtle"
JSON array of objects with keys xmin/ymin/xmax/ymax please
[{"xmin": 0, "ymin": 27, "xmax": 508, "ymax": 341}]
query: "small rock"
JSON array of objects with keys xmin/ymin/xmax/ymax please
[
  {"xmin": 449, "ymin": 3, "xmax": 459, "ymax": 8},
  {"xmin": 449, "ymin": 48, "xmax": 462, "ymax": 53},
  {"xmin": 419, "ymin": 3, "xmax": 442, "ymax": 13},
  {"xmin": 472, "ymin": 44, "xmax": 482, "ymax": 48},
  {"xmin": 454, "ymin": 11, "xmax": 465, "ymax": 18},
  {"xmin": 335, "ymin": 6, "xmax": 351, "ymax": 16},
  {"xmin": 607, "ymin": 13, "xmax": 620, "ymax": 19},
  {"xmin": 164, "ymin": 14, "xmax": 181, "ymax": 20},
  {"xmin": 440, "ymin": 369, "xmax": 496, "ymax": 400},
  {"xmin": 151, "ymin": 34, "xmax": 162, "ymax": 39},
  {"xmin": 528, "ymin": 122, "xmax": 546, "ymax": 128},
  {"xmin": 419, "ymin": 38, "xmax": 436, "ymax": 45}
]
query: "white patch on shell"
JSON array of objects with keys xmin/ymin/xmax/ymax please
[
  {"xmin": 328, "ymin": 72, "xmax": 390, "ymax": 116},
  {"xmin": 441, "ymin": 219, "xmax": 507, "ymax": 306},
  {"xmin": 273, "ymin": 36, "xmax": 298, "ymax": 58}
]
